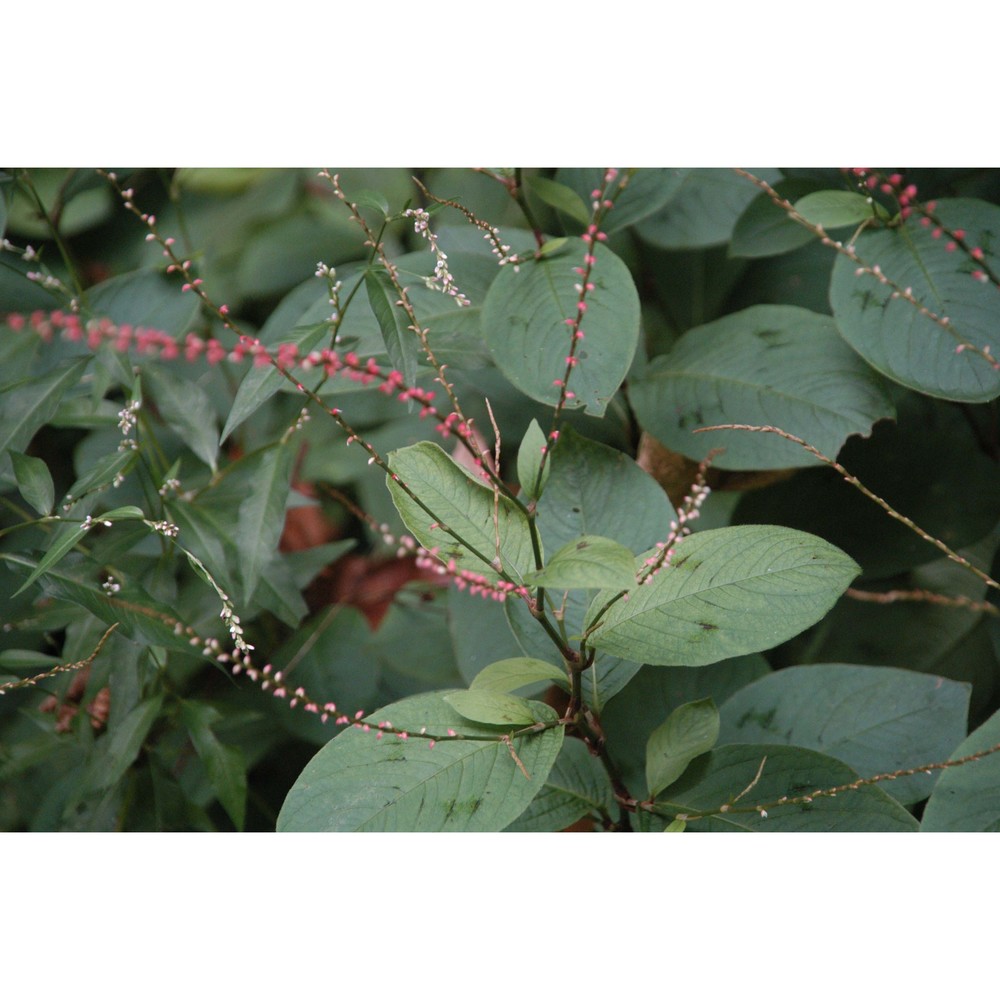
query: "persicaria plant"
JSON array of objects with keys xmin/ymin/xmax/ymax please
[{"xmin": 3, "ymin": 166, "xmax": 1000, "ymax": 832}]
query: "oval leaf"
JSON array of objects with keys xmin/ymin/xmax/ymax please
[
  {"xmin": 719, "ymin": 664, "xmax": 971, "ymax": 805},
  {"xmin": 646, "ymin": 697, "xmax": 721, "ymax": 798},
  {"xmin": 829, "ymin": 198, "xmax": 1000, "ymax": 402},
  {"xmin": 10, "ymin": 450, "xmax": 54, "ymax": 515},
  {"xmin": 629, "ymin": 305, "xmax": 895, "ymax": 470},
  {"xmin": 482, "ymin": 238, "xmax": 640, "ymax": 416},
  {"xmin": 586, "ymin": 526, "xmax": 859, "ymax": 666},
  {"xmin": 470, "ymin": 657, "xmax": 566, "ymax": 694},
  {"xmin": 444, "ymin": 690, "xmax": 538, "ymax": 726},
  {"xmin": 525, "ymin": 534, "xmax": 637, "ymax": 592},
  {"xmin": 794, "ymin": 190, "xmax": 879, "ymax": 228},
  {"xmin": 277, "ymin": 691, "xmax": 563, "ymax": 832},
  {"xmin": 516, "ymin": 418, "xmax": 551, "ymax": 501},
  {"xmin": 387, "ymin": 441, "xmax": 536, "ymax": 583}
]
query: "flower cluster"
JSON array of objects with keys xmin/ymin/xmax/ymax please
[{"xmin": 404, "ymin": 208, "xmax": 471, "ymax": 307}]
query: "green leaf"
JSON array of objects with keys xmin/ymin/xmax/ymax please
[
  {"xmin": 719, "ymin": 664, "xmax": 970, "ymax": 805},
  {"xmin": 635, "ymin": 168, "xmax": 782, "ymax": 249},
  {"xmin": 829, "ymin": 198, "xmax": 1000, "ymax": 402},
  {"xmin": 80, "ymin": 696, "xmax": 164, "ymax": 793},
  {"xmin": 629, "ymin": 305, "xmax": 895, "ymax": 470},
  {"xmin": 601, "ymin": 655, "xmax": 771, "ymax": 796},
  {"xmin": 536, "ymin": 427, "xmax": 677, "ymax": 556},
  {"xmin": 526, "ymin": 535, "xmax": 637, "ymax": 592},
  {"xmin": 527, "ymin": 175, "xmax": 591, "ymax": 226},
  {"xmin": 13, "ymin": 505, "xmax": 145, "ymax": 597},
  {"xmin": 470, "ymin": 657, "xmax": 566, "ymax": 694},
  {"xmin": 586, "ymin": 526, "xmax": 859, "ymax": 666},
  {"xmin": 646, "ymin": 697, "xmax": 721, "ymax": 798},
  {"xmin": 386, "ymin": 441, "xmax": 535, "ymax": 583},
  {"xmin": 61, "ymin": 450, "xmax": 136, "ymax": 508},
  {"xmin": 180, "ymin": 702, "xmax": 247, "ymax": 830},
  {"xmin": 236, "ymin": 445, "xmax": 294, "ymax": 602},
  {"xmin": 88, "ymin": 268, "xmax": 200, "ymax": 338},
  {"xmin": 730, "ymin": 178, "xmax": 823, "ymax": 258},
  {"xmin": 277, "ymin": 691, "xmax": 563, "ymax": 831},
  {"xmin": 221, "ymin": 321, "xmax": 329, "ymax": 442},
  {"xmin": 365, "ymin": 268, "xmax": 419, "ymax": 388},
  {"xmin": 656, "ymin": 744, "xmax": 918, "ymax": 831},
  {"xmin": 557, "ymin": 168, "xmax": 691, "ymax": 232},
  {"xmin": 505, "ymin": 738, "xmax": 616, "ymax": 831},
  {"xmin": 10, "ymin": 450, "xmax": 54, "ymax": 515},
  {"xmin": 143, "ymin": 365, "xmax": 220, "ymax": 472},
  {"xmin": 922, "ymin": 708, "xmax": 1000, "ymax": 831},
  {"xmin": 538, "ymin": 237, "xmax": 569, "ymax": 258},
  {"xmin": 0, "ymin": 357, "xmax": 91, "ymax": 482},
  {"xmin": 516, "ymin": 419, "xmax": 551, "ymax": 501},
  {"xmin": 794, "ymin": 190, "xmax": 880, "ymax": 228},
  {"xmin": 482, "ymin": 238, "xmax": 640, "ymax": 416},
  {"xmin": 443, "ymin": 690, "xmax": 539, "ymax": 727}
]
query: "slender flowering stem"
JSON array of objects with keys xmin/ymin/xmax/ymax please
[
  {"xmin": 0, "ymin": 624, "xmax": 119, "ymax": 696},
  {"xmin": 846, "ymin": 586, "xmax": 999, "ymax": 616},
  {"xmin": 695, "ymin": 422, "xmax": 1000, "ymax": 594}
]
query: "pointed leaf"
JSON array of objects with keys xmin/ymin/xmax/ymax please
[
  {"xmin": 0, "ymin": 357, "xmax": 91, "ymax": 481},
  {"xmin": 386, "ymin": 441, "xmax": 535, "ymax": 583},
  {"xmin": 444, "ymin": 690, "xmax": 539, "ymax": 727},
  {"xmin": 646, "ymin": 697, "xmax": 720, "ymax": 798},
  {"xmin": 482, "ymin": 238, "xmax": 640, "ymax": 416},
  {"xmin": 13, "ymin": 506, "xmax": 145, "ymax": 597},
  {"xmin": 470, "ymin": 657, "xmax": 566, "ymax": 694},
  {"xmin": 277, "ymin": 691, "xmax": 563, "ymax": 831},
  {"xmin": 526, "ymin": 534, "xmax": 637, "ymax": 591},
  {"xmin": 61, "ymin": 450, "xmax": 136, "ymax": 508},
  {"xmin": 365, "ymin": 268, "xmax": 419, "ymax": 387},
  {"xmin": 516, "ymin": 418, "xmax": 550, "ymax": 501},
  {"xmin": 719, "ymin": 664, "xmax": 971, "ymax": 805},
  {"xmin": 143, "ymin": 365, "xmax": 220, "ymax": 472},
  {"xmin": 180, "ymin": 702, "xmax": 247, "ymax": 830},
  {"xmin": 80, "ymin": 696, "xmax": 164, "ymax": 793},
  {"xmin": 10, "ymin": 450, "xmax": 54, "ymax": 515},
  {"xmin": 586, "ymin": 526, "xmax": 859, "ymax": 666},
  {"xmin": 527, "ymin": 175, "xmax": 591, "ymax": 226},
  {"xmin": 830, "ymin": 198, "xmax": 1000, "ymax": 402},
  {"xmin": 236, "ymin": 446, "xmax": 294, "ymax": 602},
  {"xmin": 629, "ymin": 305, "xmax": 895, "ymax": 470}
]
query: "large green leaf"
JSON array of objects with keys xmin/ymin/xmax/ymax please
[
  {"xmin": 829, "ymin": 198, "xmax": 1000, "ymax": 402},
  {"xmin": 719, "ymin": 664, "xmax": 970, "ymax": 805},
  {"xmin": 444, "ymin": 690, "xmax": 539, "ymax": 727},
  {"xmin": 277, "ymin": 691, "xmax": 564, "ymax": 831},
  {"xmin": 386, "ymin": 441, "xmax": 536, "ymax": 583},
  {"xmin": 79, "ymin": 696, "xmax": 164, "ymax": 794},
  {"xmin": 535, "ymin": 426, "xmax": 677, "ymax": 556},
  {"xmin": 586, "ymin": 526, "xmax": 859, "ymax": 666},
  {"xmin": 482, "ymin": 238, "xmax": 640, "ymax": 416},
  {"xmin": 629, "ymin": 305, "xmax": 894, "ymax": 470},
  {"xmin": 470, "ymin": 657, "xmax": 566, "ymax": 693},
  {"xmin": 655, "ymin": 744, "xmax": 918, "ymax": 831},
  {"xmin": 10, "ymin": 450, "xmax": 54, "ymax": 515},
  {"xmin": 143, "ymin": 365, "xmax": 220, "ymax": 472},
  {"xmin": 634, "ymin": 169, "xmax": 782, "ymax": 249},
  {"xmin": 730, "ymin": 178, "xmax": 823, "ymax": 258},
  {"xmin": 505, "ymin": 737, "xmax": 616, "ymax": 831},
  {"xmin": 525, "ymin": 535, "xmax": 637, "ymax": 592},
  {"xmin": 921, "ymin": 708, "xmax": 1000, "ymax": 831}
]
